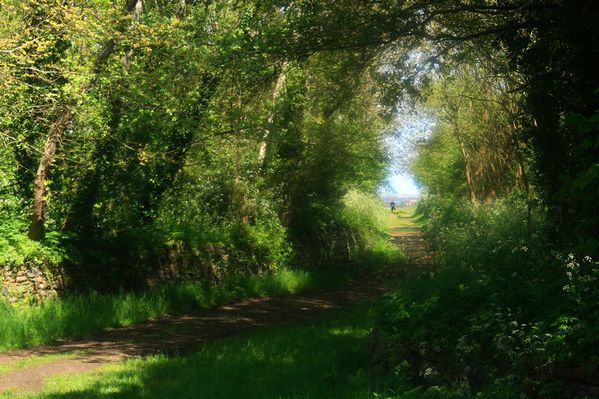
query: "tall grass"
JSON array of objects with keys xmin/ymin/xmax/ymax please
[
  {"xmin": 0, "ymin": 190, "xmax": 405, "ymax": 352},
  {"xmin": 0, "ymin": 196, "xmax": 405, "ymax": 352},
  {"xmin": 341, "ymin": 190, "xmax": 406, "ymax": 267},
  {"xmin": 0, "ymin": 267, "xmax": 317, "ymax": 351}
]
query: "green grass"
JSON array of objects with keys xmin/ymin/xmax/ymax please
[
  {"xmin": 3, "ymin": 302, "xmax": 468, "ymax": 399},
  {"xmin": 388, "ymin": 206, "xmax": 423, "ymax": 230},
  {"xmin": 0, "ymin": 194, "xmax": 405, "ymax": 353},
  {"xmin": 0, "ymin": 266, "xmax": 355, "ymax": 351}
]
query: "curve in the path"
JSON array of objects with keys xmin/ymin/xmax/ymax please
[{"xmin": 0, "ymin": 280, "xmax": 386, "ymax": 394}]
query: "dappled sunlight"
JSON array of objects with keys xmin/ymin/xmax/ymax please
[{"xmin": 0, "ymin": 1, "xmax": 596, "ymax": 398}]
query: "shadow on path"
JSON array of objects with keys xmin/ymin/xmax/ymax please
[{"xmin": 0, "ymin": 280, "xmax": 386, "ymax": 393}]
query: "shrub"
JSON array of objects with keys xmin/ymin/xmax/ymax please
[{"xmin": 376, "ymin": 194, "xmax": 599, "ymax": 398}]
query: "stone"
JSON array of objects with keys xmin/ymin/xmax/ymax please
[{"xmin": 16, "ymin": 276, "xmax": 28, "ymax": 283}]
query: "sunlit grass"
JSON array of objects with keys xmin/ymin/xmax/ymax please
[
  {"xmin": 388, "ymin": 205, "xmax": 423, "ymax": 232},
  {"xmin": 0, "ymin": 196, "xmax": 406, "ymax": 352},
  {"xmin": 0, "ymin": 236, "xmax": 404, "ymax": 352}
]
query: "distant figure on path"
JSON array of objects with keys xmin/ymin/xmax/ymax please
[{"xmin": 390, "ymin": 201, "xmax": 396, "ymax": 212}]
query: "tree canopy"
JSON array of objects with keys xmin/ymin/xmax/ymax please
[{"xmin": 1, "ymin": 0, "xmax": 597, "ymax": 278}]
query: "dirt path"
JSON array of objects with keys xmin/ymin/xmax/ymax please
[
  {"xmin": 0, "ymin": 209, "xmax": 428, "ymax": 395},
  {"xmin": 388, "ymin": 208, "xmax": 434, "ymax": 266},
  {"xmin": 0, "ymin": 281, "xmax": 389, "ymax": 394}
]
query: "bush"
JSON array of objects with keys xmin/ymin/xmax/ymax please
[
  {"xmin": 376, "ymin": 194, "xmax": 599, "ymax": 398},
  {"xmin": 0, "ymin": 227, "xmax": 70, "ymax": 268}
]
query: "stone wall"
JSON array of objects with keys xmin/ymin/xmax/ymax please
[{"xmin": 1, "ymin": 264, "xmax": 63, "ymax": 304}]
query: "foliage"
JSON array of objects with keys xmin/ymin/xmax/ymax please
[
  {"xmin": 411, "ymin": 124, "xmax": 467, "ymax": 200},
  {"xmin": 0, "ymin": 230, "xmax": 69, "ymax": 267},
  {"xmin": 1, "ymin": 0, "xmax": 595, "ymax": 285},
  {"xmin": 339, "ymin": 190, "xmax": 404, "ymax": 267},
  {"xmin": 499, "ymin": 2, "xmax": 599, "ymax": 245},
  {"xmin": 0, "ymin": 0, "xmax": 393, "ymax": 291},
  {"xmin": 0, "ymin": 2, "xmax": 597, "ymax": 397},
  {"xmin": 377, "ymin": 196, "xmax": 599, "ymax": 398},
  {"xmin": 412, "ymin": 61, "xmax": 529, "ymax": 203}
]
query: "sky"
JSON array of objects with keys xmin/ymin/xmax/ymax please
[
  {"xmin": 381, "ymin": 173, "xmax": 421, "ymax": 197},
  {"xmin": 377, "ymin": 100, "xmax": 435, "ymax": 198},
  {"xmin": 377, "ymin": 91, "xmax": 435, "ymax": 199}
]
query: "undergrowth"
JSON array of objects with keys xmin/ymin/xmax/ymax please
[{"xmin": 376, "ymin": 194, "xmax": 599, "ymax": 398}]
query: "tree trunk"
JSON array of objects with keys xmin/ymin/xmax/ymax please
[
  {"xmin": 258, "ymin": 63, "xmax": 288, "ymax": 169},
  {"xmin": 456, "ymin": 133, "xmax": 478, "ymax": 204},
  {"xmin": 28, "ymin": 106, "xmax": 72, "ymax": 240},
  {"xmin": 515, "ymin": 145, "xmax": 533, "ymax": 234}
]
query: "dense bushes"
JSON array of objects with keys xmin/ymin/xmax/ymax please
[
  {"xmin": 0, "ymin": 188, "xmax": 400, "ymax": 350},
  {"xmin": 1, "ymin": 1, "xmax": 396, "ymax": 299},
  {"xmin": 377, "ymin": 195, "xmax": 599, "ymax": 398},
  {"xmin": 154, "ymin": 178, "xmax": 293, "ymax": 281}
]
